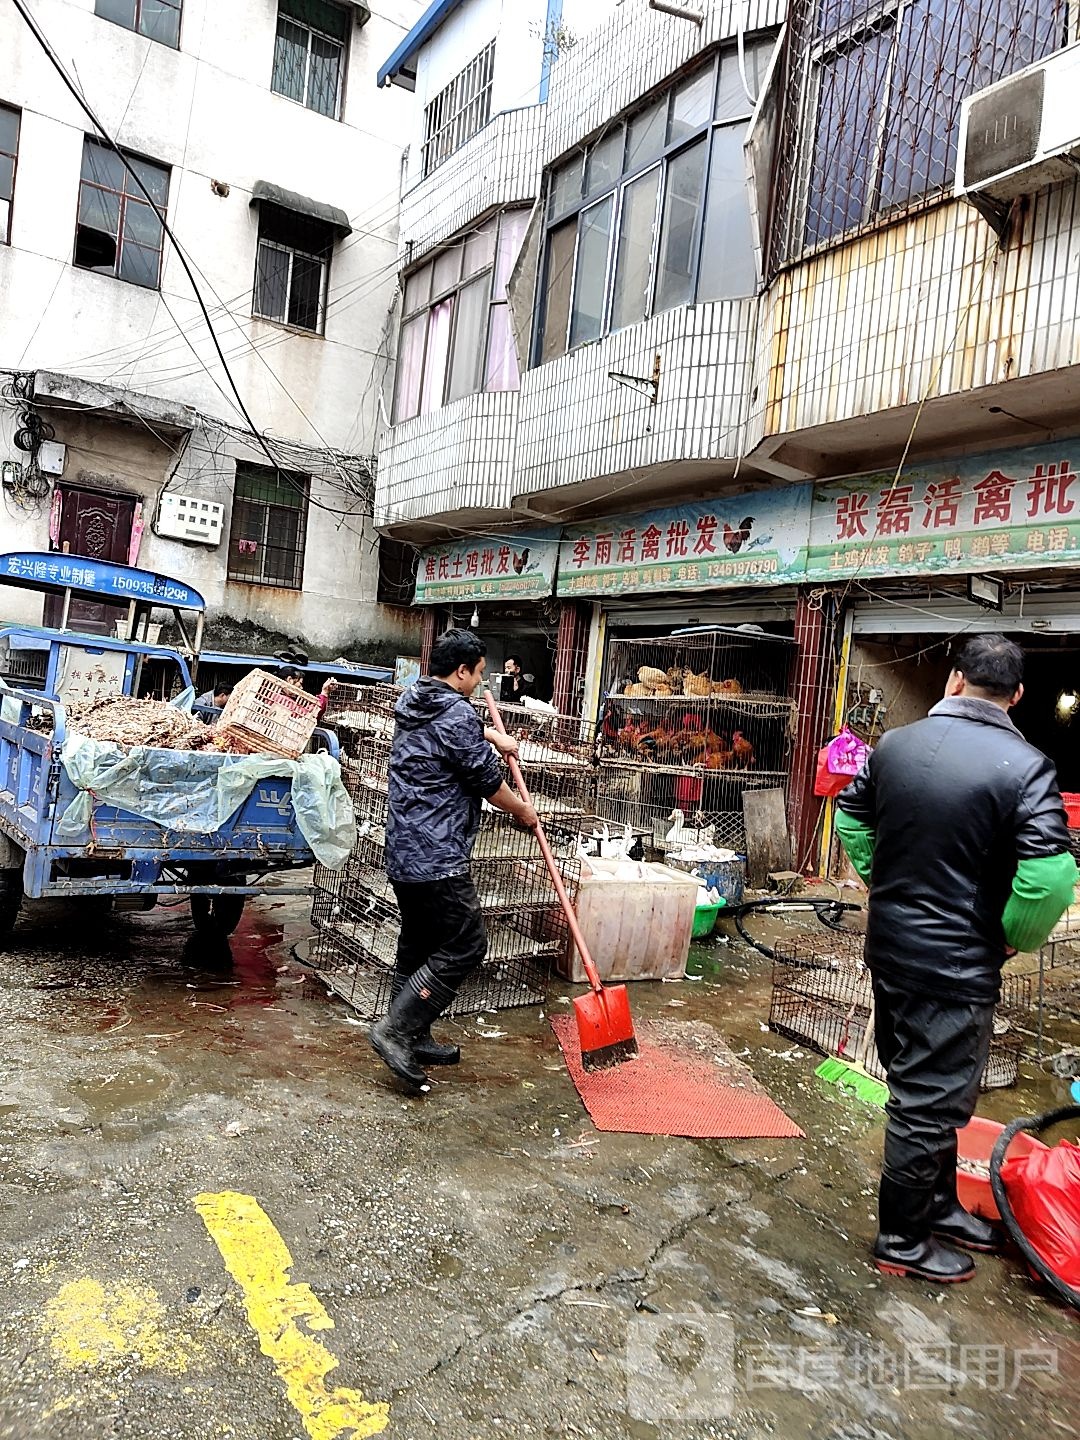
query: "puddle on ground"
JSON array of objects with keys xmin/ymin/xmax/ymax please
[{"xmin": 70, "ymin": 1064, "xmax": 171, "ymax": 1116}]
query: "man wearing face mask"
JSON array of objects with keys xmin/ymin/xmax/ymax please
[
  {"xmin": 371, "ymin": 628, "xmax": 537, "ymax": 1091},
  {"xmin": 836, "ymin": 633, "xmax": 1077, "ymax": 1283}
]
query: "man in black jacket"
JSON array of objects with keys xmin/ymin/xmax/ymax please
[
  {"xmin": 370, "ymin": 629, "xmax": 537, "ymax": 1091},
  {"xmin": 837, "ymin": 634, "xmax": 1076, "ymax": 1283}
]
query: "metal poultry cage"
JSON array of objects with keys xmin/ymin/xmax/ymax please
[
  {"xmin": 768, "ymin": 938, "xmax": 1027, "ymax": 1091},
  {"xmin": 596, "ymin": 628, "xmax": 798, "ymax": 851},
  {"xmin": 310, "ymin": 684, "xmax": 586, "ymax": 1019}
]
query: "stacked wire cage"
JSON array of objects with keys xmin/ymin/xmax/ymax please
[
  {"xmin": 768, "ymin": 935, "xmax": 1028, "ymax": 1091},
  {"xmin": 595, "ymin": 628, "xmax": 798, "ymax": 852},
  {"xmin": 309, "ymin": 686, "xmax": 590, "ymax": 1021}
]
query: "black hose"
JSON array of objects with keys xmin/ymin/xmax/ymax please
[
  {"xmin": 726, "ymin": 897, "xmax": 863, "ymax": 959},
  {"xmin": 989, "ymin": 1104, "xmax": 1080, "ymax": 1312}
]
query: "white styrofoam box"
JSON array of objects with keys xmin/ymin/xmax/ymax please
[{"xmin": 156, "ymin": 492, "xmax": 225, "ymax": 545}]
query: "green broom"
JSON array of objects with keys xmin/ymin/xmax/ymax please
[{"xmin": 816, "ymin": 1001, "xmax": 889, "ymax": 1107}]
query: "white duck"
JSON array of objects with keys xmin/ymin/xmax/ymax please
[{"xmin": 665, "ymin": 808, "xmax": 714, "ymax": 848}]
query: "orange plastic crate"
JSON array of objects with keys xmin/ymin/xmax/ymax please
[{"xmin": 215, "ymin": 668, "xmax": 321, "ymax": 759}]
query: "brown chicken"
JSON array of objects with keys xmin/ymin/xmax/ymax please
[{"xmin": 731, "ymin": 730, "xmax": 756, "ymax": 768}]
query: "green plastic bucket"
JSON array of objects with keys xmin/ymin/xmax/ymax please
[{"xmin": 691, "ymin": 897, "xmax": 726, "ymax": 939}]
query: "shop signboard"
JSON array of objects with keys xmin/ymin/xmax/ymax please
[
  {"xmin": 557, "ymin": 486, "xmax": 813, "ymax": 597},
  {"xmin": 414, "ymin": 531, "xmax": 560, "ymax": 604},
  {"xmin": 808, "ymin": 441, "xmax": 1080, "ymax": 582}
]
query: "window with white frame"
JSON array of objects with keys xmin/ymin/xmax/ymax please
[
  {"xmin": 535, "ymin": 43, "xmax": 774, "ymax": 365},
  {"xmin": 393, "ymin": 208, "xmax": 530, "ymax": 423},
  {"xmin": 792, "ymin": 0, "xmax": 1068, "ymax": 255},
  {"xmin": 95, "ymin": 0, "xmax": 182, "ymax": 48},
  {"xmin": 253, "ymin": 208, "xmax": 334, "ymax": 334},
  {"xmin": 0, "ymin": 105, "xmax": 19, "ymax": 246},
  {"xmin": 422, "ymin": 41, "xmax": 496, "ymax": 177},
  {"xmin": 272, "ymin": 0, "xmax": 349, "ymax": 120}
]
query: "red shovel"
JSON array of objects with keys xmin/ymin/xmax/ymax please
[{"xmin": 485, "ymin": 692, "xmax": 638, "ymax": 1071}]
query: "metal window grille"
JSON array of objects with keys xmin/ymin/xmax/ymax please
[
  {"xmin": 0, "ymin": 105, "xmax": 19, "ymax": 246},
  {"xmin": 422, "ymin": 40, "xmax": 496, "ymax": 177},
  {"xmin": 94, "ymin": 0, "xmax": 182, "ymax": 48},
  {"xmin": 254, "ymin": 236, "xmax": 329, "ymax": 333},
  {"xmin": 227, "ymin": 463, "xmax": 309, "ymax": 590},
  {"xmin": 74, "ymin": 139, "xmax": 170, "ymax": 290},
  {"xmin": 766, "ymin": 0, "xmax": 1070, "ymax": 271},
  {"xmin": 272, "ymin": 0, "xmax": 348, "ymax": 119}
]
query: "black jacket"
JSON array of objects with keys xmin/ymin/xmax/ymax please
[
  {"xmin": 837, "ymin": 696, "xmax": 1070, "ymax": 1000},
  {"xmin": 385, "ymin": 679, "xmax": 503, "ymax": 885}
]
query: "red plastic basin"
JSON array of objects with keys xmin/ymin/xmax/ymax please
[{"xmin": 957, "ymin": 1116, "xmax": 1050, "ymax": 1221}]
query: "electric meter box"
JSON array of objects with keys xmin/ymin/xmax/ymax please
[{"xmin": 157, "ymin": 493, "xmax": 224, "ymax": 546}]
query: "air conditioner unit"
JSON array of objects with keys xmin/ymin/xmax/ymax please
[
  {"xmin": 156, "ymin": 492, "xmax": 224, "ymax": 545},
  {"xmin": 956, "ymin": 40, "xmax": 1080, "ymax": 206}
]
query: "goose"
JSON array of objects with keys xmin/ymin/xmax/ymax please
[{"xmin": 665, "ymin": 808, "xmax": 714, "ymax": 848}]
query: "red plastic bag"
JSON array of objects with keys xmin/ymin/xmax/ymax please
[
  {"xmin": 1000, "ymin": 1139, "xmax": 1080, "ymax": 1289},
  {"xmin": 814, "ymin": 746, "xmax": 853, "ymax": 797}
]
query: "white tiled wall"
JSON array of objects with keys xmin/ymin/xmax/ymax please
[
  {"xmin": 398, "ymin": 104, "xmax": 545, "ymax": 265},
  {"xmin": 375, "ymin": 390, "xmax": 520, "ymax": 528},
  {"xmin": 748, "ymin": 184, "xmax": 1080, "ymax": 448}
]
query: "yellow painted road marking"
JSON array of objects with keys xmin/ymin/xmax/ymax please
[
  {"xmin": 194, "ymin": 1191, "xmax": 389, "ymax": 1440},
  {"xmin": 41, "ymin": 1277, "xmax": 194, "ymax": 1373}
]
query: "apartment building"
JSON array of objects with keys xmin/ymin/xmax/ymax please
[
  {"xmin": 375, "ymin": 0, "xmax": 1080, "ymax": 864},
  {"xmin": 0, "ymin": 0, "xmax": 423, "ymax": 662}
]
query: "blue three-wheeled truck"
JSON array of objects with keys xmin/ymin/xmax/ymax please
[{"xmin": 0, "ymin": 552, "xmax": 347, "ymax": 939}]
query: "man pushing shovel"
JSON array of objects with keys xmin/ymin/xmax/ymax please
[{"xmin": 370, "ymin": 628, "xmax": 537, "ymax": 1091}]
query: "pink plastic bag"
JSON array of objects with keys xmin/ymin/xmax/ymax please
[{"xmin": 813, "ymin": 727, "xmax": 870, "ymax": 798}]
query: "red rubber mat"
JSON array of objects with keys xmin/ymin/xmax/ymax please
[{"xmin": 550, "ymin": 1015, "xmax": 804, "ymax": 1139}]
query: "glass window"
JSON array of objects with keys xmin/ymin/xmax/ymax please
[
  {"xmin": 228, "ymin": 464, "xmax": 309, "ymax": 590},
  {"xmin": 420, "ymin": 297, "xmax": 454, "ymax": 413},
  {"xmin": 484, "ymin": 304, "xmax": 519, "ymax": 392},
  {"xmin": 610, "ymin": 166, "xmax": 661, "ymax": 331},
  {"xmin": 569, "ymin": 196, "xmax": 614, "ymax": 348},
  {"xmin": 447, "ymin": 274, "xmax": 490, "ymax": 402},
  {"xmin": 432, "ymin": 244, "xmax": 462, "ymax": 297},
  {"xmin": 539, "ymin": 219, "xmax": 576, "ymax": 362},
  {"xmin": 463, "ymin": 219, "xmax": 496, "ymax": 279},
  {"xmin": 252, "ymin": 207, "xmax": 334, "ymax": 333},
  {"xmin": 272, "ymin": 0, "xmax": 348, "ymax": 120},
  {"xmin": 95, "ymin": 0, "xmax": 182, "ymax": 48},
  {"xmin": 626, "ymin": 98, "xmax": 667, "ymax": 173},
  {"xmin": 74, "ymin": 138, "xmax": 169, "ymax": 289},
  {"xmin": 0, "ymin": 105, "xmax": 20, "ymax": 246},
  {"xmin": 549, "ymin": 154, "xmax": 583, "ymax": 221},
  {"xmin": 655, "ymin": 138, "xmax": 707, "ymax": 313},
  {"xmin": 697, "ymin": 124, "xmax": 757, "ymax": 300},
  {"xmin": 585, "ymin": 131, "xmax": 623, "ymax": 197},
  {"xmin": 422, "ymin": 41, "xmax": 495, "ymax": 176},
  {"xmin": 394, "ymin": 314, "xmax": 426, "ymax": 421},
  {"xmin": 492, "ymin": 209, "xmax": 530, "ymax": 300},
  {"xmin": 670, "ymin": 65, "xmax": 714, "ymax": 146},
  {"xmin": 403, "ymin": 262, "xmax": 431, "ymax": 316}
]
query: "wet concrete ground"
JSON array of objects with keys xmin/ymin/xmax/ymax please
[{"xmin": 0, "ymin": 883, "xmax": 1077, "ymax": 1440}]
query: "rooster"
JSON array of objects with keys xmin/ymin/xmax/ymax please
[
  {"xmin": 722, "ymin": 517, "xmax": 754, "ymax": 554},
  {"xmin": 731, "ymin": 730, "xmax": 756, "ymax": 768},
  {"xmin": 512, "ymin": 548, "xmax": 531, "ymax": 575}
]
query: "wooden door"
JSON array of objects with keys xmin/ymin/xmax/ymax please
[{"xmin": 44, "ymin": 486, "xmax": 136, "ymax": 634}]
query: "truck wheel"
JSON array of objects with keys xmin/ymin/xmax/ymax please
[
  {"xmin": 0, "ymin": 870, "xmax": 23, "ymax": 941},
  {"xmin": 190, "ymin": 894, "xmax": 246, "ymax": 937}
]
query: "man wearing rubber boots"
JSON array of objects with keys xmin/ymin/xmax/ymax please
[
  {"xmin": 371, "ymin": 629, "xmax": 537, "ymax": 1091},
  {"xmin": 836, "ymin": 634, "xmax": 1077, "ymax": 1283}
]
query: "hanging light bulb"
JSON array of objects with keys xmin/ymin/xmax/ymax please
[
  {"xmin": 470, "ymin": 606, "xmax": 480, "ymax": 628},
  {"xmin": 1055, "ymin": 689, "xmax": 1078, "ymax": 723}
]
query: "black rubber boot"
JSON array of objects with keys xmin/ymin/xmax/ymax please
[
  {"xmin": 872, "ymin": 1175, "xmax": 976, "ymax": 1283},
  {"xmin": 932, "ymin": 1142, "xmax": 1001, "ymax": 1253},
  {"xmin": 370, "ymin": 987, "xmax": 439, "ymax": 1091},
  {"xmin": 389, "ymin": 971, "xmax": 460, "ymax": 1066}
]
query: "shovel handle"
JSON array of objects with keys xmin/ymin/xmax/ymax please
[{"xmin": 484, "ymin": 691, "xmax": 605, "ymax": 996}]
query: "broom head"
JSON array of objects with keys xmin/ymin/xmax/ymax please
[{"xmin": 575, "ymin": 984, "xmax": 639, "ymax": 1071}]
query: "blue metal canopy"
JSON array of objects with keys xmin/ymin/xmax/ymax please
[{"xmin": 377, "ymin": 0, "xmax": 465, "ymax": 89}]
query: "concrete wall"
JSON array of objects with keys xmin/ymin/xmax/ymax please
[{"xmin": 0, "ymin": 0, "xmax": 424, "ymax": 656}]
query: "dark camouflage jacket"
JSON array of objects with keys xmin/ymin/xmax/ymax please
[{"xmin": 385, "ymin": 678, "xmax": 502, "ymax": 884}]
